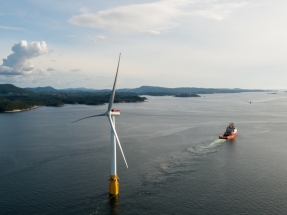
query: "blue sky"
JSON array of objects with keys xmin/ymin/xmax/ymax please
[{"xmin": 0, "ymin": 0, "xmax": 286, "ymax": 89}]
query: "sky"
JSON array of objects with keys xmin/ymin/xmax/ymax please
[{"xmin": 0, "ymin": 0, "xmax": 286, "ymax": 90}]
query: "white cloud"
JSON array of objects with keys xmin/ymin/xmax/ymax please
[
  {"xmin": 69, "ymin": 0, "xmax": 248, "ymax": 35},
  {"xmin": 0, "ymin": 25, "xmax": 24, "ymax": 30},
  {"xmin": 0, "ymin": 66, "xmax": 19, "ymax": 75},
  {"xmin": 0, "ymin": 71, "xmax": 50, "ymax": 84},
  {"xmin": 69, "ymin": 0, "xmax": 186, "ymax": 35},
  {"xmin": 0, "ymin": 40, "xmax": 49, "ymax": 75},
  {"xmin": 193, "ymin": 2, "xmax": 249, "ymax": 20},
  {"xmin": 90, "ymin": 35, "xmax": 106, "ymax": 42},
  {"xmin": 67, "ymin": 79, "xmax": 80, "ymax": 85},
  {"xmin": 79, "ymin": 6, "xmax": 90, "ymax": 14},
  {"xmin": 85, "ymin": 75, "xmax": 97, "ymax": 81}
]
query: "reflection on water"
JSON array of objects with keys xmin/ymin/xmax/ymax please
[{"xmin": 109, "ymin": 195, "xmax": 119, "ymax": 215}]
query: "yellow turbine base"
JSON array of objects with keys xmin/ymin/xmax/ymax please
[{"xmin": 109, "ymin": 175, "xmax": 119, "ymax": 195}]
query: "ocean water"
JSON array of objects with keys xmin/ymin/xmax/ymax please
[{"xmin": 1, "ymin": 92, "xmax": 287, "ymax": 215}]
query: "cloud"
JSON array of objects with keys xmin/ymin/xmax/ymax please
[
  {"xmin": 47, "ymin": 67, "xmax": 56, "ymax": 71},
  {"xmin": 0, "ymin": 66, "xmax": 20, "ymax": 75},
  {"xmin": 67, "ymin": 79, "xmax": 80, "ymax": 85},
  {"xmin": 70, "ymin": 69, "xmax": 81, "ymax": 72},
  {"xmin": 85, "ymin": 75, "xmax": 97, "ymax": 81},
  {"xmin": 0, "ymin": 25, "xmax": 24, "ymax": 30},
  {"xmin": 90, "ymin": 35, "xmax": 106, "ymax": 42},
  {"xmin": 194, "ymin": 2, "xmax": 249, "ymax": 21},
  {"xmin": 0, "ymin": 72, "xmax": 50, "ymax": 84},
  {"xmin": 79, "ymin": 7, "xmax": 90, "ymax": 14},
  {"xmin": 69, "ymin": 0, "xmax": 248, "ymax": 35},
  {"xmin": 69, "ymin": 0, "xmax": 186, "ymax": 35},
  {"xmin": 0, "ymin": 40, "xmax": 49, "ymax": 75}
]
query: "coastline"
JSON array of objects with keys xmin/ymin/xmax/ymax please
[{"xmin": 5, "ymin": 106, "xmax": 39, "ymax": 113}]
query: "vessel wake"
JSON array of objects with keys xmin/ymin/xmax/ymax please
[
  {"xmin": 141, "ymin": 138, "xmax": 226, "ymax": 186},
  {"xmin": 186, "ymin": 139, "xmax": 226, "ymax": 156}
]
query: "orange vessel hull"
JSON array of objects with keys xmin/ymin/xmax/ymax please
[{"xmin": 219, "ymin": 133, "xmax": 237, "ymax": 140}]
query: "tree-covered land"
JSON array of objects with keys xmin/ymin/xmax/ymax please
[
  {"xmin": 0, "ymin": 92, "xmax": 146, "ymax": 112},
  {"xmin": 174, "ymin": 93, "xmax": 201, "ymax": 97},
  {"xmin": 0, "ymin": 83, "xmax": 271, "ymax": 112}
]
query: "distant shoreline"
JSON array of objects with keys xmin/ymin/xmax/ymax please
[
  {"xmin": 5, "ymin": 106, "xmax": 39, "ymax": 113},
  {"xmin": 174, "ymin": 93, "xmax": 201, "ymax": 98}
]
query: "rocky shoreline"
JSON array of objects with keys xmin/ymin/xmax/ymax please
[{"xmin": 5, "ymin": 106, "xmax": 39, "ymax": 113}]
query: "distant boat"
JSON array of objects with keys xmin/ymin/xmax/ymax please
[{"xmin": 219, "ymin": 122, "xmax": 237, "ymax": 140}]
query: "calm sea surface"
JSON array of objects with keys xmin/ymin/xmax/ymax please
[{"xmin": 1, "ymin": 92, "xmax": 287, "ymax": 215}]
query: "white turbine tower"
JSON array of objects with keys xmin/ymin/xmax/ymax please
[{"xmin": 73, "ymin": 54, "xmax": 128, "ymax": 196}]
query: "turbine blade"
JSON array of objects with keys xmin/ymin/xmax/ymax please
[
  {"xmin": 71, "ymin": 113, "xmax": 106, "ymax": 123},
  {"xmin": 107, "ymin": 53, "xmax": 121, "ymax": 112},
  {"xmin": 108, "ymin": 115, "xmax": 128, "ymax": 169}
]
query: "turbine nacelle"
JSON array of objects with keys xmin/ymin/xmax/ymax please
[{"xmin": 110, "ymin": 109, "xmax": 120, "ymax": 116}]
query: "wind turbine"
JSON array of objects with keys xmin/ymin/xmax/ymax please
[{"xmin": 72, "ymin": 53, "xmax": 128, "ymax": 196}]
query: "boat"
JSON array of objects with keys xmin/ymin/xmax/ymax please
[{"xmin": 219, "ymin": 122, "xmax": 237, "ymax": 140}]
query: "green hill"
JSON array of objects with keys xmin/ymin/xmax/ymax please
[
  {"xmin": 118, "ymin": 86, "xmax": 269, "ymax": 95},
  {"xmin": 0, "ymin": 84, "xmax": 36, "ymax": 95},
  {"xmin": 0, "ymin": 84, "xmax": 146, "ymax": 112},
  {"xmin": 25, "ymin": 86, "xmax": 58, "ymax": 93}
]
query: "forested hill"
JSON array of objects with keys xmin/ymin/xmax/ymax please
[
  {"xmin": 117, "ymin": 86, "xmax": 270, "ymax": 95},
  {"xmin": 0, "ymin": 84, "xmax": 146, "ymax": 113},
  {"xmin": 0, "ymin": 84, "xmax": 36, "ymax": 95},
  {"xmin": 25, "ymin": 86, "xmax": 58, "ymax": 93},
  {"xmin": 0, "ymin": 83, "xmax": 271, "ymax": 113},
  {"xmin": 25, "ymin": 85, "xmax": 271, "ymax": 95}
]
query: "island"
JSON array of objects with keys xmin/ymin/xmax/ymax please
[
  {"xmin": 0, "ymin": 84, "xmax": 147, "ymax": 113},
  {"xmin": 174, "ymin": 93, "xmax": 200, "ymax": 98},
  {"xmin": 0, "ymin": 83, "xmax": 271, "ymax": 113}
]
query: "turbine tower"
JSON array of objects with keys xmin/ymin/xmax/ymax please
[{"xmin": 73, "ymin": 53, "xmax": 128, "ymax": 196}]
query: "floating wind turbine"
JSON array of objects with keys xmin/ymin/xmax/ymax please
[{"xmin": 72, "ymin": 53, "xmax": 128, "ymax": 196}]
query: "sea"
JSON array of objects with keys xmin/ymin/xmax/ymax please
[{"xmin": 1, "ymin": 92, "xmax": 287, "ymax": 215}]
